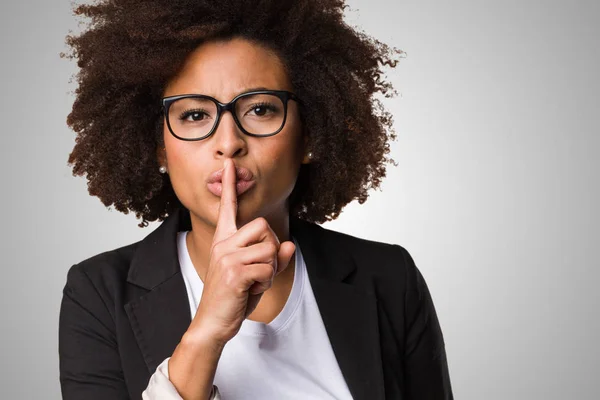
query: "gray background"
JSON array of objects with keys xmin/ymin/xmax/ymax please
[{"xmin": 1, "ymin": 0, "xmax": 598, "ymax": 398}]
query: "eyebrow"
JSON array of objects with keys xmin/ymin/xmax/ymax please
[
  {"xmin": 236, "ymin": 86, "xmax": 272, "ymax": 95},
  {"xmin": 165, "ymin": 86, "xmax": 282, "ymax": 102},
  {"xmin": 207, "ymin": 86, "xmax": 277, "ymax": 102}
]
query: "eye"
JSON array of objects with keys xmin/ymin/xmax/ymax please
[
  {"xmin": 245, "ymin": 102, "xmax": 279, "ymax": 117},
  {"xmin": 178, "ymin": 109, "xmax": 211, "ymax": 122}
]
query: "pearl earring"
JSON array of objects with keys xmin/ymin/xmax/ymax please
[
  {"xmin": 159, "ymin": 165, "xmax": 167, "ymax": 174},
  {"xmin": 307, "ymin": 152, "xmax": 313, "ymax": 160}
]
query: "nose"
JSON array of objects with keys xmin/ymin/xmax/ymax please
[{"xmin": 212, "ymin": 110, "xmax": 248, "ymax": 159}]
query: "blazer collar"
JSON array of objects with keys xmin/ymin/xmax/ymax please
[
  {"xmin": 127, "ymin": 207, "xmax": 355, "ymax": 289},
  {"xmin": 125, "ymin": 208, "xmax": 385, "ymax": 400}
]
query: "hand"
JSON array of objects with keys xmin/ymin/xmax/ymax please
[{"xmin": 191, "ymin": 158, "xmax": 296, "ymax": 346}]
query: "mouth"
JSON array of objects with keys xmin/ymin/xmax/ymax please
[
  {"xmin": 207, "ymin": 165, "xmax": 254, "ymax": 184},
  {"xmin": 206, "ymin": 179, "xmax": 256, "ymax": 197},
  {"xmin": 206, "ymin": 164, "xmax": 256, "ymax": 197}
]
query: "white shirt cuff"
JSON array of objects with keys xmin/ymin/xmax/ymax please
[{"xmin": 142, "ymin": 357, "xmax": 221, "ymax": 399}]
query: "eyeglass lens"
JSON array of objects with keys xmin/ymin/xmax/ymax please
[{"xmin": 167, "ymin": 93, "xmax": 286, "ymax": 139}]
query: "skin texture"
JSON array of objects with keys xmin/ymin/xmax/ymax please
[{"xmin": 157, "ymin": 38, "xmax": 308, "ymax": 321}]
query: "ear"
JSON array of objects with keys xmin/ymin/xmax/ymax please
[{"xmin": 156, "ymin": 145, "xmax": 167, "ymax": 167}]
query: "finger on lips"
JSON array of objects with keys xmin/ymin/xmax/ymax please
[
  {"xmin": 212, "ymin": 158, "xmax": 285, "ymax": 294},
  {"xmin": 214, "ymin": 158, "xmax": 238, "ymax": 245}
]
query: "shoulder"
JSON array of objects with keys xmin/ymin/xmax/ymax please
[
  {"xmin": 311, "ymin": 223, "xmax": 433, "ymax": 314},
  {"xmin": 315, "ymin": 223, "xmax": 417, "ymax": 280},
  {"xmin": 314, "ymin": 225, "xmax": 436, "ymax": 329},
  {"xmin": 315, "ymin": 225, "xmax": 442, "ymax": 330},
  {"xmin": 62, "ymin": 241, "xmax": 141, "ymax": 307}
]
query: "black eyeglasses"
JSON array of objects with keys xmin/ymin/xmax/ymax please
[{"xmin": 161, "ymin": 89, "xmax": 302, "ymax": 141}]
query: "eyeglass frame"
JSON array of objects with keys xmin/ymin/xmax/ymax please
[{"xmin": 161, "ymin": 89, "xmax": 303, "ymax": 141}]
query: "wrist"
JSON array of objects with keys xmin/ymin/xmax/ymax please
[
  {"xmin": 169, "ymin": 331, "xmax": 223, "ymax": 400},
  {"xmin": 181, "ymin": 328, "xmax": 227, "ymax": 355}
]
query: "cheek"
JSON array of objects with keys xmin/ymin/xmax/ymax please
[
  {"xmin": 164, "ymin": 128, "xmax": 197, "ymax": 171},
  {"xmin": 261, "ymin": 137, "xmax": 302, "ymax": 185},
  {"xmin": 164, "ymin": 140, "xmax": 210, "ymax": 210}
]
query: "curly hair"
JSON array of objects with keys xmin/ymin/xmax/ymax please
[{"xmin": 61, "ymin": 0, "xmax": 404, "ymax": 228}]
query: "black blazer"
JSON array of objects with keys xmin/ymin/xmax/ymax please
[{"xmin": 59, "ymin": 207, "xmax": 453, "ymax": 399}]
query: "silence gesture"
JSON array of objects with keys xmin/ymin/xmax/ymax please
[{"xmin": 192, "ymin": 158, "xmax": 296, "ymax": 345}]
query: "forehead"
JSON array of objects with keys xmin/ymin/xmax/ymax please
[{"xmin": 164, "ymin": 37, "xmax": 293, "ymax": 101}]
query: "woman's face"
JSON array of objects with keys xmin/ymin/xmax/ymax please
[{"xmin": 159, "ymin": 37, "xmax": 308, "ymax": 229}]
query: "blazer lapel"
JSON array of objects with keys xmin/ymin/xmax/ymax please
[
  {"xmin": 124, "ymin": 208, "xmax": 193, "ymax": 374},
  {"xmin": 124, "ymin": 208, "xmax": 385, "ymax": 400},
  {"xmin": 290, "ymin": 218, "xmax": 385, "ymax": 400}
]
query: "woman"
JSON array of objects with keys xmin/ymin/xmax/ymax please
[{"xmin": 59, "ymin": 0, "xmax": 453, "ymax": 399}]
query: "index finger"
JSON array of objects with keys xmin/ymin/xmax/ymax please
[{"xmin": 213, "ymin": 158, "xmax": 238, "ymax": 244}]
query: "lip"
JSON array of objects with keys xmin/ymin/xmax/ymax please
[
  {"xmin": 207, "ymin": 165, "xmax": 254, "ymax": 184},
  {"xmin": 207, "ymin": 180, "xmax": 256, "ymax": 197}
]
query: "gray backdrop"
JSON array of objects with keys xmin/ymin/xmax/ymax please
[{"xmin": 1, "ymin": 0, "xmax": 598, "ymax": 398}]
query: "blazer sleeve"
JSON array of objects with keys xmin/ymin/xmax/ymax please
[
  {"xmin": 59, "ymin": 264, "xmax": 130, "ymax": 399},
  {"xmin": 401, "ymin": 247, "xmax": 454, "ymax": 399}
]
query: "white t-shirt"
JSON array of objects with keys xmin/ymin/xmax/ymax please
[{"xmin": 143, "ymin": 231, "xmax": 354, "ymax": 399}]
